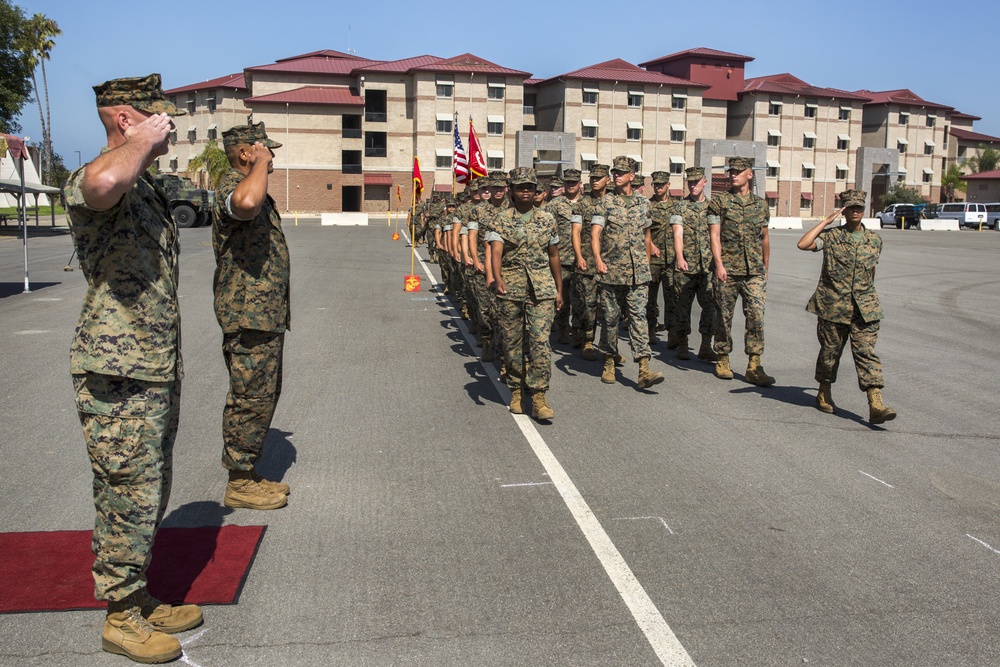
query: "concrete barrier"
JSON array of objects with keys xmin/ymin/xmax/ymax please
[
  {"xmin": 769, "ymin": 217, "xmax": 802, "ymax": 230},
  {"xmin": 321, "ymin": 213, "xmax": 369, "ymax": 226},
  {"xmin": 918, "ymin": 218, "xmax": 960, "ymax": 231}
]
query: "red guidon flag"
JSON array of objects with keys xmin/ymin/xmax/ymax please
[
  {"xmin": 467, "ymin": 121, "xmax": 487, "ymax": 179},
  {"xmin": 412, "ymin": 156, "xmax": 424, "ymax": 198}
]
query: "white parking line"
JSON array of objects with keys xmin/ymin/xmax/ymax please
[
  {"xmin": 613, "ymin": 516, "xmax": 676, "ymax": 535},
  {"xmin": 858, "ymin": 470, "xmax": 894, "ymax": 488},
  {"xmin": 408, "ymin": 234, "xmax": 696, "ymax": 666},
  {"xmin": 967, "ymin": 534, "xmax": 1000, "ymax": 556}
]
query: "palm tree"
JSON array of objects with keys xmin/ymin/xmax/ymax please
[
  {"xmin": 186, "ymin": 140, "xmax": 230, "ymax": 190},
  {"xmin": 21, "ymin": 13, "xmax": 60, "ymax": 186},
  {"xmin": 940, "ymin": 163, "xmax": 966, "ymax": 203}
]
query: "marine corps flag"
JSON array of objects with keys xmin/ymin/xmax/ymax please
[
  {"xmin": 412, "ymin": 156, "xmax": 423, "ymax": 198},
  {"xmin": 467, "ymin": 121, "xmax": 487, "ymax": 179}
]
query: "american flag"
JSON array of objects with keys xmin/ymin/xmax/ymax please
[{"xmin": 453, "ymin": 122, "xmax": 469, "ymax": 184}]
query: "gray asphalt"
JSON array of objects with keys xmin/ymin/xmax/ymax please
[{"xmin": 0, "ymin": 218, "xmax": 998, "ymax": 666}]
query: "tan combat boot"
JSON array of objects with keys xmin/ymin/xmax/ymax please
[
  {"xmin": 460, "ymin": 304, "xmax": 469, "ymax": 320},
  {"xmin": 532, "ymin": 392, "xmax": 555, "ymax": 420},
  {"xmin": 581, "ymin": 341, "xmax": 598, "ymax": 361},
  {"xmin": 867, "ymin": 388, "xmax": 897, "ymax": 424},
  {"xmin": 509, "ymin": 387, "xmax": 524, "ymax": 414},
  {"xmin": 676, "ymin": 337, "xmax": 691, "ymax": 360},
  {"xmin": 697, "ymin": 335, "xmax": 718, "ymax": 362},
  {"xmin": 714, "ymin": 354, "xmax": 734, "ymax": 380},
  {"xmin": 601, "ymin": 356, "xmax": 617, "ymax": 384},
  {"xmin": 637, "ymin": 357, "xmax": 665, "ymax": 389},
  {"xmin": 745, "ymin": 354, "xmax": 776, "ymax": 386},
  {"xmin": 481, "ymin": 338, "xmax": 494, "ymax": 362},
  {"xmin": 251, "ymin": 469, "xmax": 290, "ymax": 496},
  {"xmin": 134, "ymin": 589, "xmax": 203, "ymax": 634},
  {"xmin": 103, "ymin": 602, "xmax": 182, "ymax": 663},
  {"xmin": 225, "ymin": 471, "xmax": 288, "ymax": 510},
  {"xmin": 816, "ymin": 382, "xmax": 836, "ymax": 414}
]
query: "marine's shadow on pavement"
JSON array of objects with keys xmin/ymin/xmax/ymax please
[
  {"xmin": 462, "ymin": 360, "xmax": 503, "ymax": 407},
  {"xmin": 257, "ymin": 428, "xmax": 296, "ymax": 484},
  {"xmin": 730, "ymin": 383, "xmax": 874, "ymax": 427}
]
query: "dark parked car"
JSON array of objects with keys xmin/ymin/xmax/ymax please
[{"xmin": 875, "ymin": 203, "xmax": 920, "ymax": 229}]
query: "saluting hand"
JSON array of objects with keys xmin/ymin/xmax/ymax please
[
  {"xmin": 125, "ymin": 112, "xmax": 172, "ymax": 157},
  {"xmin": 249, "ymin": 142, "xmax": 273, "ymax": 170}
]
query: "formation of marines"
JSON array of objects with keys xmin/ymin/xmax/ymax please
[{"xmin": 410, "ymin": 155, "xmax": 896, "ymax": 427}]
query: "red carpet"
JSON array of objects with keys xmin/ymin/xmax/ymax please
[{"xmin": 0, "ymin": 525, "xmax": 266, "ymax": 614}]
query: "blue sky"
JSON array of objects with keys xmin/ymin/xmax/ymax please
[{"xmin": 16, "ymin": 0, "xmax": 1000, "ymax": 167}]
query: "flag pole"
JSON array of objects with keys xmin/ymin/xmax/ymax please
[{"xmin": 410, "ymin": 175, "xmax": 417, "ymax": 277}]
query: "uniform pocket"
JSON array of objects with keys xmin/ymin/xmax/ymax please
[{"xmin": 77, "ymin": 388, "xmax": 148, "ymax": 485}]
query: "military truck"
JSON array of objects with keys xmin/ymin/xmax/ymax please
[{"xmin": 154, "ymin": 174, "xmax": 214, "ymax": 228}]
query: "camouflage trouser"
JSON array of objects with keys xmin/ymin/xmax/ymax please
[
  {"xmin": 222, "ymin": 330, "xmax": 284, "ymax": 472},
  {"xmin": 713, "ymin": 273, "xmax": 766, "ymax": 357},
  {"xmin": 463, "ymin": 264, "xmax": 479, "ymax": 323},
  {"xmin": 437, "ymin": 249, "xmax": 451, "ymax": 288},
  {"xmin": 555, "ymin": 265, "xmax": 575, "ymax": 333},
  {"xmin": 73, "ymin": 372, "xmax": 180, "ymax": 601},
  {"xmin": 469, "ymin": 269, "xmax": 494, "ymax": 338},
  {"xmin": 815, "ymin": 316, "xmax": 884, "ymax": 391},
  {"xmin": 450, "ymin": 258, "xmax": 465, "ymax": 304},
  {"xmin": 497, "ymin": 296, "xmax": 556, "ymax": 392},
  {"xmin": 425, "ymin": 227, "xmax": 436, "ymax": 253},
  {"xmin": 647, "ymin": 262, "xmax": 677, "ymax": 332},
  {"xmin": 573, "ymin": 271, "xmax": 599, "ymax": 342},
  {"xmin": 598, "ymin": 283, "xmax": 651, "ymax": 360},
  {"xmin": 673, "ymin": 270, "xmax": 717, "ymax": 339}
]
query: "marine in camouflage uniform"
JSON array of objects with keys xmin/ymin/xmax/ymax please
[
  {"xmin": 646, "ymin": 171, "xmax": 677, "ymax": 346},
  {"xmin": 214, "ymin": 122, "xmax": 291, "ymax": 510},
  {"xmin": 546, "ymin": 169, "xmax": 583, "ymax": 345},
  {"xmin": 592, "ymin": 156, "xmax": 664, "ymax": 389},
  {"xmin": 572, "ymin": 164, "xmax": 610, "ymax": 360},
  {"xmin": 426, "ymin": 195, "xmax": 442, "ymax": 262},
  {"xmin": 466, "ymin": 180, "xmax": 499, "ymax": 359},
  {"xmin": 410, "ymin": 198, "xmax": 426, "ymax": 246},
  {"xmin": 798, "ymin": 189, "xmax": 896, "ymax": 424},
  {"xmin": 670, "ymin": 166, "xmax": 718, "ymax": 361},
  {"xmin": 457, "ymin": 187, "xmax": 482, "ymax": 332},
  {"xmin": 708, "ymin": 157, "xmax": 775, "ymax": 386},
  {"xmin": 486, "ymin": 168, "xmax": 562, "ymax": 421},
  {"xmin": 66, "ymin": 74, "xmax": 201, "ymax": 663}
]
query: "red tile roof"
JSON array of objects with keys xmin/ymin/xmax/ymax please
[
  {"xmin": 407, "ymin": 53, "xmax": 531, "ymax": 78},
  {"xmin": 165, "ymin": 73, "xmax": 246, "ymax": 95},
  {"xmin": 742, "ymin": 73, "xmax": 871, "ymax": 101},
  {"xmin": 639, "ymin": 47, "xmax": 755, "ymax": 68},
  {"xmin": 951, "ymin": 111, "xmax": 982, "ymax": 121},
  {"xmin": 352, "ymin": 55, "xmax": 444, "ymax": 73},
  {"xmin": 247, "ymin": 55, "xmax": 381, "ymax": 76},
  {"xmin": 538, "ymin": 58, "xmax": 704, "ymax": 87},
  {"xmin": 854, "ymin": 88, "xmax": 953, "ymax": 111},
  {"xmin": 244, "ymin": 86, "xmax": 363, "ymax": 106},
  {"xmin": 275, "ymin": 50, "xmax": 368, "ymax": 63},
  {"xmin": 960, "ymin": 169, "xmax": 1000, "ymax": 180},
  {"xmin": 950, "ymin": 127, "xmax": 1000, "ymax": 144}
]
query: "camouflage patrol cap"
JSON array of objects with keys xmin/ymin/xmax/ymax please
[
  {"xmin": 222, "ymin": 121, "xmax": 283, "ymax": 148},
  {"xmin": 445, "ymin": 197, "xmax": 458, "ymax": 207},
  {"xmin": 590, "ymin": 164, "xmax": 610, "ymax": 178},
  {"xmin": 508, "ymin": 167, "xmax": 538, "ymax": 186},
  {"xmin": 727, "ymin": 156, "xmax": 752, "ymax": 171},
  {"xmin": 488, "ymin": 170, "xmax": 507, "ymax": 187},
  {"xmin": 839, "ymin": 189, "xmax": 867, "ymax": 208},
  {"xmin": 93, "ymin": 74, "xmax": 186, "ymax": 116},
  {"xmin": 548, "ymin": 176, "xmax": 563, "ymax": 187},
  {"xmin": 633, "ymin": 174, "xmax": 646, "ymax": 187},
  {"xmin": 611, "ymin": 156, "xmax": 634, "ymax": 173},
  {"xmin": 650, "ymin": 171, "xmax": 671, "ymax": 185},
  {"xmin": 684, "ymin": 166, "xmax": 706, "ymax": 181},
  {"xmin": 563, "ymin": 168, "xmax": 582, "ymax": 182}
]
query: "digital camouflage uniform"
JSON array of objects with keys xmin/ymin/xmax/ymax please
[
  {"xmin": 573, "ymin": 182, "xmax": 606, "ymax": 344},
  {"xmin": 213, "ymin": 127, "xmax": 291, "ymax": 475},
  {"xmin": 671, "ymin": 198, "xmax": 717, "ymax": 340},
  {"xmin": 65, "ymin": 86, "xmax": 185, "ymax": 601},
  {"xmin": 593, "ymin": 189, "xmax": 654, "ymax": 361},
  {"xmin": 546, "ymin": 187, "xmax": 582, "ymax": 337},
  {"xmin": 486, "ymin": 203, "xmax": 559, "ymax": 393},
  {"xmin": 456, "ymin": 196, "xmax": 479, "ymax": 328},
  {"xmin": 647, "ymin": 195, "xmax": 677, "ymax": 335},
  {"xmin": 465, "ymin": 196, "xmax": 495, "ymax": 344},
  {"xmin": 807, "ymin": 224, "xmax": 885, "ymax": 390},
  {"xmin": 708, "ymin": 189, "xmax": 770, "ymax": 356}
]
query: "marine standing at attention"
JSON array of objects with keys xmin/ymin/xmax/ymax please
[
  {"xmin": 214, "ymin": 122, "xmax": 292, "ymax": 511},
  {"xmin": 797, "ymin": 189, "xmax": 896, "ymax": 424}
]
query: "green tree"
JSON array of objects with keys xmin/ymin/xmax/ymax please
[
  {"xmin": 185, "ymin": 140, "xmax": 229, "ymax": 189},
  {"xmin": 879, "ymin": 181, "xmax": 925, "ymax": 208},
  {"xmin": 966, "ymin": 144, "xmax": 1000, "ymax": 174},
  {"xmin": 940, "ymin": 163, "xmax": 967, "ymax": 203},
  {"xmin": 0, "ymin": 1, "xmax": 33, "ymax": 134},
  {"xmin": 21, "ymin": 12, "xmax": 60, "ymax": 185}
]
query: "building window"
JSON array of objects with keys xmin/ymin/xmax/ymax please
[
  {"xmin": 803, "ymin": 135, "xmax": 815, "ymax": 149},
  {"xmin": 800, "ymin": 196, "xmax": 812, "ymax": 209},
  {"xmin": 766, "ymin": 195, "xmax": 777, "ymax": 208},
  {"xmin": 342, "ymin": 150, "xmax": 362, "ymax": 174},
  {"xmin": 207, "ymin": 126, "xmax": 217, "ymax": 141},
  {"xmin": 804, "ymin": 102, "xmax": 817, "ymax": 118},
  {"xmin": 943, "ymin": 127, "xmax": 949, "ymax": 149},
  {"xmin": 436, "ymin": 83, "xmax": 453, "ymax": 98},
  {"xmin": 627, "ymin": 93, "xmax": 643, "ymax": 108},
  {"xmin": 802, "ymin": 165, "xmax": 814, "ymax": 178},
  {"xmin": 671, "ymin": 129, "xmax": 685, "ymax": 143},
  {"xmin": 927, "ymin": 115, "xmax": 936, "ymax": 128},
  {"xmin": 627, "ymin": 127, "xmax": 642, "ymax": 141},
  {"xmin": 923, "ymin": 171, "xmax": 933, "ymax": 183},
  {"xmin": 767, "ymin": 166, "xmax": 779, "ymax": 178},
  {"xmin": 836, "ymin": 167, "xmax": 848, "ymax": 180},
  {"xmin": 582, "ymin": 125, "xmax": 597, "ymax": 139},
  {"xmin": 897, "ymin": 140, "xmax": 907, "ymax": 153},
  {"xmin": 671, "ymin": 95, "xmax": 686, "ymax": 110},
  {"xmin": 436, "ymin": 155, "xmax": 452, "ymax": 169},
  {"xmin": 487, "ymin": 78, "xmax": 505, "ymax": 100},
  {"xmin": 898, "ymin": 108, "xmax": 909, "ymax": 125},
  {"xmin": 583, "ymin": 83, "xmax": 598, "ymax": 105},
  {"xmin": 836, "ymin": 138, "xmax": 848, "ymax": 150},
  {"xmin": 767, "ymin": 133, "xmax": 780, "ymax": 147},
  {"xmin": 839, "ymin": 107, "xmax": 851, "ymax": 121},
  {"xmin": 342, "ymin": 114, "xmax": 362, "ymax": 139},
  {"xmin": 169, "ymin": 157, "xmax": 178, "ymax": 171},
  {"xmin": 365, "ymin": 131, "xmax": 387, "ymax": 158},
  {"xmin": 187, "ymin": 127, "xmax": 196, "ymax": 142},
  {"xmin": 768, "ymin": 100, "xmax": 782, "ymax": 116},
  {"xmin": 487, "ymin": 156, "xmax": 503, "ymax": 170},
  {"xmin": 669, "ymin": 161, "xmax": 684, "ymax": 175},
  {"xmin": 924, "ymin": 142, "xmax": 934, "ymax": 155},
  {"xmin": 436, "ymin": 119, "xmax": 452, "ymax": 134},
  {"xmin": 487, "ymin": 120, "xmax": 504, "ymax": 136},
  {"xmin": 582, "ymin": 157, "xmax": 596, "ymax": 172},
  {"xmin": 206, "ymin": 95, "xmax": 217, "ymax": 113},
  {"xmin": 168, "ymin": 130, "xmax": 177, "ymax": 145},
  {"xmin": 365, "ymin": 90, "xmax": 387, "ymax": 122}
]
